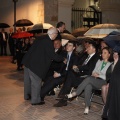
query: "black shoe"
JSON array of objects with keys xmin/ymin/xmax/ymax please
[
  {"xmin": 47, "ymin": 90, "xmax": 55, "ymax": 96},
  {"xmin": 53, "ymin": 100, "xmax": 67, "ymax": 107},
  {"xmin": 25, "ymin": 94, "xmax": 31, "ymax": 100},
  {"xmin": 31, "ymin": 101, "xmax": 45, "ymax": 105},
  {"xmin": 56, "ymin": 95, "xmax": 65, "ymax": 100}
]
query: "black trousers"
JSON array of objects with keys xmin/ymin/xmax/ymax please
[
  {"xmin": 0, "ymin": 41, "xmax": 7, "ymax": 55},
  {"xmin": 41, "ymin": 76, "xmax": 65, "ymax": 98},
  {"xmin": 58, "ymin": 71, "xmax": 84, "ymax": 96}
]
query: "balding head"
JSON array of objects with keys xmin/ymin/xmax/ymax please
[{"xmin": 47, "ymin": 27, "xmax": 58, "ymax": 40}]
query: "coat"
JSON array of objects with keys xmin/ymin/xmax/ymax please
[
  {"xmin": 22, "ymin": 34, "xmax": 64, "ymax": 79},
  {"xmin": 107, "ymin": 59, "xmax": 120, "ymax": 120}
]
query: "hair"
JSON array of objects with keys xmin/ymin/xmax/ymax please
[
  {"xmin": 56, "ymin": 21, "xmax": 65, "ymax": 28},
  {"xmin": 67, "ymin": 41, "xmax": 76, "ymax": 47},
  {"xmin": 101, "ymin": 47, "xmax": 113, "ymax": 62},
  {"xmin": 88, "ymin": 40, "xmax": 97, "ymax": 51},
  {"xmin": 47, "ymin": 27, "xmax": 58, "ymax": 35}
]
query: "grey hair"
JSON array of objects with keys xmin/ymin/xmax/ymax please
[{"xmin": 47, "ymin": 27, "xmax": 58, "ymax": 35}]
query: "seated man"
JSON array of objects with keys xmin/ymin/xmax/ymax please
[
  {"xmin": 44, "ymin": 39, "xmax": 65, "ymax": 95},
  {"xmin": 45, "ymin": 39, "xmax": 65, "ymax": 79},
  {"xmin": 54, "ymin": 40, "xmax": 99, "ymax": 107},
  {"xmin": 40, "ymin": 41, "xmax": 79, "ymax": 103}
]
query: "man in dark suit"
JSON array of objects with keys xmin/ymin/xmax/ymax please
[
  {"xmin": 22, "ymin": 27, "xmax": 64, "ymax": 105},
  {"xmin": 45, "ymin": 39, "xmax": 65, "ymax": 78},
  {"xmin": 0, "ymin": 28, "xmax": 8, "ymax": 56},
  {"xmin": 56, "ymin": 21, "xmax": 65, "ymax": 40},
  {"xmin": 8, "ymin": 28, "xmax": 14, "ymax": 56},
  {"xmin": 40, "ymin": 41, "xmax": 79, "ymax": 103},
  {"xmin": 54, "ymin": 40, "xmax": 99, "ymax": 107}
]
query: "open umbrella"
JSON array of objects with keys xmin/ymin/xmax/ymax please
[
  {"xmin": 0, "ymin": 23, "xmax": 10, "ymax": 28},
  {"xmin": 12, "ymin": 31, "xmax": 33, "ymax": 39},
  {"xmin": 61, "ymin": 33, "xmax": 77, "ymax": 41},
  {"xmin": 103, "ymin": 31, "xmax": 120, "ymax": 52},
  {"xmin": 13, "ymin": 19, "xmax": 33, "ymax": 27},
  {"xmin": 84, "ymin": 23, "xmax": 120, "ymax": 39},
  {"xmin": 28, "ymin": 23, "xmax": 54, "ymax": 33},
  {"xmin": 72, "ymin": 27, "xmax": 89, "ymax": 37}
]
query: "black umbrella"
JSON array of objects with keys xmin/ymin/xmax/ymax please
[
  {"xmin": 103, "ymin": 31, "xmax": 120, "ymax": 52},
  {"xmin": 13, "ymin": 19, "xmax": 33, "ymax": 27},
  {"xmin": 0, "ymin": 23, "xmax": 10, "ymax": 28},
  {"xmin": 28, "ymin": 23, "xmax": 54, "ymax": 33}
]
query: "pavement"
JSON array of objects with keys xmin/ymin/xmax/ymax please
[{"xmin": 0, "ymin": 56, "xmax": 103, "ymax": 120}]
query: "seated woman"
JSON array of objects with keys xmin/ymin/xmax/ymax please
[
  {"xmin": 66, "ymin": 47, "xmax": 113, "ymax": 115},
  {"xmin": 102, "ymin": 52, "xmax": 119, "ymax": 104}
]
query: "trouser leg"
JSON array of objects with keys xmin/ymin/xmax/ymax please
[
  {"xmin": 28, "ymin": 69, "xmax": 42, "ymax": 104},
  {"xmin": 84, "ymin": 84, "xmax": 92, "ymax": 107},
  {"xmin": 24, "ymin": 67, "xmax": 31, "ymax": 100}
]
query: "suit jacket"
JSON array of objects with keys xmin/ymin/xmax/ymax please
[
  {"xmin": 22, "ymin": 34, "xmax": 64, "ymax": 79},
  {"xmin": 0, "ymin": 32, "xmax": 8, "ymax": 43},
  {"xmin": 78, "ymin": 53, "xmax": 99, "ymax": 76},
  {"xmin": 58, "ymin": 51, "xmax": 79, "ymax": 76},
  {"xmin": 92, "ymin": 60, "xmax": 112, "ymax": 80}
]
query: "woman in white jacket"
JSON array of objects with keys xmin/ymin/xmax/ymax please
[{"xmin": 66, "ymin": 47, "xmax": 113, "ymax": 114}]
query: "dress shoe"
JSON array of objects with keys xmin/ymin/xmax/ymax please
[
  {"xmin": 53, "ymin": 100, "xmax": 67, "ymax": 107},
  {"xmin": 31, "ymin": 101, "xmax": 45, "ymax": 105},
  {"xmin": 84, "ymin": 107, "xmax": 89, "ymax": 115},
  {"xmin": 25, "ymin": 94, "xmax": 31, "ymax": 100},
  {"xmin": 47, "ymin": 90, "xmax": 55, "ymax": 96}
]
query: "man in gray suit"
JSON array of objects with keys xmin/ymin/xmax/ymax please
[{"xmin": 22, "ymin": 27, "xmax": 64, "ymax": 105}]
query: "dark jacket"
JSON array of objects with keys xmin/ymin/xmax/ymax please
[
  {"xmin": 78, "ymin": 53, "xmax": 99, "ymax": 76},
  {"xmin": 22, "ymin": 34, "xmax": 64, "ymax": 79},
  {"xmin": 58, "ymin": 51, "xmax": 79, "ymax": 76}
]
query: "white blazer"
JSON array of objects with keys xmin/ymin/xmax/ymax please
[{"xmin": 92, "ymin": 60, "xmax": 112, "ymax": 80}]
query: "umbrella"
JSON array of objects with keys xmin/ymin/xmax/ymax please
[
  {"xmin": 0, "ymin": 23, "xmax": 10, "ymax": 28},
  {"xmin": 61, "ymin": 33, "xmax": 77, "ymax": 41},
  {"xmin": 28, "ymin": 23, "xmax": 54, "ymax": 33},
  {"xmin": 103, "ymin": 31, "xmax": 120, "ymax": 52},
  {"xmin": 13, "ymin": 19, "xmax": 33, "ymax": 27},
  {"xmin": 72, "ymin": 27, "xmax": 89, "ymax": 37},
  {"xmin": 84, "ymin": 23, "xmax": 120, "ymax": 39},
  {"xmin": 12, "ymin": 31, "xmax": 33, "ymax": 39}
]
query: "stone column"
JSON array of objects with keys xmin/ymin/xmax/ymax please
[
  {"xmin": 58, "ymin": 0, "xmax": 75, "ymax": 32},
  {"xmin": 99, "ymin": 0, "xmax": 120, "ymax": 24}
]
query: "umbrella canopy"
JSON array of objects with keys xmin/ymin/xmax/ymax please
[
  {"xmin": 72, "ymin": 27, "xmax": 89, "ymax": 37},
  {"xmin": 13, "ymin": 19, "xmax": 33, "ymax": 27},
  {"xmin": 61, "ymin": 33, "xmax": 77, "ymax": 41},
  {"xmin": 84, "ymin": 23, "xmax": 120, "ymax": 38},
  {"xmin": 12, "ymin": 31, "xmax": 33, "ymax": 39},
  {"xmin": 0, "ymin": 23, "xmax": 10, "ymax": 28},
  {"xmin": 28, "ymin": 23, "xmax": 54, "ymax": 33},
  {"xmin": 103, "ymin": 31, "xmax": 120, "ymax": 52}
]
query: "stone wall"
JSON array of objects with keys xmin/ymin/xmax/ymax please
[{"xmin": 44, "ymin": 0, "xmax": 58, "ymax": 27}]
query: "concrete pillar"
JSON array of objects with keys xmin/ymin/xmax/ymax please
[
  {"xmin": 99, "ymin": 0, "xmax": 120, "ymax": 24},
  {"xmin": 58, "ymin": 0, "xmax": 75, "ymax": 32}
]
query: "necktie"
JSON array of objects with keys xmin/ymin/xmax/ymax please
[
  {"xmin": 66, "ymin": 54, "xmax": 70, "ymax": 70},
  {"xmin": 82, "ymin": 55, "xmax": 90, "ymax": 65}
]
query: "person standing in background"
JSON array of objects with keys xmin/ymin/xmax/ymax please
[
  {"xmin": 8, "ymin": 28, "xmax": 14, "ymax": 56},
  {"xmin": 0, "ymin": 28, "xmax": 8, "ymax": 56}
]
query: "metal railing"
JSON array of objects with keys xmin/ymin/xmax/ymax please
[{"xmin": 71, "ymin": 7, "xmax": 102, "ymax": 30}]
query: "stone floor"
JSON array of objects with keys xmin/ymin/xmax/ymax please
[{"xmin": 0, "ymin": 56, "xmax": 103, "ymax": 120}]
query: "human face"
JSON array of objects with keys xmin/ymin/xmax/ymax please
[
  {"xmin": 101, "ymin": 41, "xmax": 108, "ymax": 50},
  {"xmin": 86, "ymin": 44, "xmax": 95, "ymax": 55},
  {"xmin": 113, "ymin": 52, "xmax": 119, "ymax": 61},
  {"xmin": 102, "ymin": 49, "xmax": 110, "ymax": 61},
  {"xmin": 66, "ymin": 43, "xmax": 75, "ymax": 52},
  {"xmin": 59, "ymin": 24, "xmax": 66, "ymax": 32},
  {"xmin": 54, "ymin": 40, "xmax": 61, "ymax": 49}
]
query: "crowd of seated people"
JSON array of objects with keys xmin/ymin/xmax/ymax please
[{"xmin": 38, "ymin": 36, "xmax": 119, "ymax": 117}]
